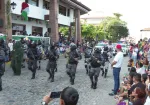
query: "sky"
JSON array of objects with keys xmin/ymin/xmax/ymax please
[{"xmin": 78, "ymin": 0, "xmax": 150, "ymax": 41}]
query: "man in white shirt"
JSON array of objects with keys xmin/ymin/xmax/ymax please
[
  {"xmin": 8, "ymin": 39, "xmax": 13, "ymax": 52},
  {"xmin": 8, "ymin": 39, "xmax": 13, "ymax": 60},
  {"xmin": 109, "ymin": 44, "xmax": 124, "ymax": 96}
]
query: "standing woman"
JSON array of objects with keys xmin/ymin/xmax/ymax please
[{"xmin": 147, "ymin": 44, "xmax": 150, "ymax": 71}]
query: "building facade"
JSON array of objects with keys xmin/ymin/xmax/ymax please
[
  {"xmin": 0, "ymin": 0, "xmax": 90, "ymax": 42},
  {"xmin": 81, "ymin": 11, "xmax": 106, "ymax": 25},
  {"xmin": 140, "ymin": 28, "xmax": 150, "ymax": 40}
]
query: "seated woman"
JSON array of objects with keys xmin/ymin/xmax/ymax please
[
  {"xmin": 115, "ymin": 72, "xmax": 136, "ymax": 104},
  {"xmin": 129, "ymin": 87, "xmax": 146, "ymax": 105},
  {"xmin": 136, "ymin": 62, "xmax": 146, "ymax": 75},
  {"xmin": 141, "ymin": 74, "xmax": 147, "ymax": 85}
]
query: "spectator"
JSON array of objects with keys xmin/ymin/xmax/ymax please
[
  {"xmin": 136, "ymin": 62, "xmax": 146, "ymax": 75},
  {"xmin": 109, "ymin": 44, "xmax": 123, "ymax": 96},
  {"xmin": 130, "ymin": 87, "xmax": 146, "ymax": 105},
  {"xmin": 42, "ymin": 87, "xmax": 79, "ymax": 105},
  {"xmin": 8, "ymin": 39, "xmax": 13, "ymax": 60},
  {"xmin": 141, "ymin": 74, "xmax": 147, "ymax": 85},
  {"xmin": 144, "ymin": 83, "xmax": 150, "ymax": 105},
  {"xmin": 130, "ymin": 67, "xmax": 136, "ymax": 73},
  {"xmin": 132, "ymin": 50, "xmax": 137, "ymax": 66},
  {"xmin": 129, "ymin": 73, "xmax": 146, "ymax": 95}
]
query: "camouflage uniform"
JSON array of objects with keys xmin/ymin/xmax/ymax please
[
  {"xmin": 27, "ymin": 43, "xmax": 38, "ymax": 79},
  {"xmin": 46, "ymin": 46, "xmax": 57, "ymax": 82},
  {"xmin": 67, "ymin": 45, "xmax": 79, "ymax": 85},
  {"xmin": 88, "ymin": 48, "xmax": 102, "ymax": 89}
]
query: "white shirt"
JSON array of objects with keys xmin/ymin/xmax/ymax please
[
  {"xmin": 113, "ymin": 51, "xmax": 123, "ymax": 68},
  {"xmin": 136, "ymin": 67, "xmax": 146, "ymax": 75},
  {"xmin": 8, "ymin": 42, "xmax": 13, "ymax": 51},
  {"xmin": 144, "ymin": 96, "xmax": 150, "ymax": 105}
]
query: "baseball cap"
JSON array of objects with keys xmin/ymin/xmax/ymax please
[
  {"xmin": 61, "ymin": 87, "xmax": 79, "ymax": 105},
  {"xmin": 116, "ymin": 44, "xmax": 122, "ymax": 49}
]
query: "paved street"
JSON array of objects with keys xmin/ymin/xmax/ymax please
[{"xmin": 0, "ymin": 56, "xmax": 129, "ymax": 105}]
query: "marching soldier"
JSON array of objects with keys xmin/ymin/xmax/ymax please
[
  {"xmin": 20, "ymin": 38, "xmax": 27, "ymax": 68},
  {"xmin": 46, "ymin": 45, "xmax": 58, "ymax": 82},
  {"xmin": 101, "ymin": 46, "xmax": 111, "ymax": 78},
  {"xmin": 0, "ymin": 40, "xmax": 5, "ymax": 91},
  {"xmin": 84, "ymin": 45, "xmax": 92, "ymax": 74},
  {"xmin": 66, "ymin": 45, "xmax": 79, "ymax": 85},
  {"xmin": 88, "ymin": 48, "xmax": 102, "ymax": 89},
  {"xmin": 37, "ymin": 40, "xmax": 44, "ymax": 70},
  {"xmin": 27, "ymin": 42, "xmax": 38, "ymax": 79}
]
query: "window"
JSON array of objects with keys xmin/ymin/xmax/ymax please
[
  {"xmin": 25, "ymin": 0, "xmax": 39, "ymax": 6},
  {"xmin": 43, "ymin": 0, "xmax": 50, "ymax": 10},
  {"xmin": 67, "ymin": 9, "xmax": 70, "ymax": 17},
  {"xmin": 59, "ymin": 5, "xmax": 66, "ymax": 16}
]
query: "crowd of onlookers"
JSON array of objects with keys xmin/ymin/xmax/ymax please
[{"xmin": 115, "ymin": 39, "xmax": 150, "ymax": 105}]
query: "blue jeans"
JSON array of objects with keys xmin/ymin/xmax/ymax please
[{"xmin": 113, "ymin": 67, "xmax": 121, "ymax": 94}]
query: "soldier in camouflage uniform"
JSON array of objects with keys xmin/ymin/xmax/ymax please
[
  {"xmin": 0, "ymin": 40, "xmax": 5, "ymax": 91},
  {"xmin": 101, "ymin": 46, "xmax": 111, "ymax": 78},
  {"xmin": 66, "ymin": 45, "xmax": 79, "ymax": 85},
  {"xmin": 46, "ymin": 45, "xmax": 58, "ymax": 82},
  {"xmin": 88, "ymin": 48, "xmax": 102, "ymax": 89},
  {"xmin": 27, "ymin": 42, "xmax": 38, "ymax": 79}
]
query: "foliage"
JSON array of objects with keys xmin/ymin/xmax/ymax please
[
  {"xmin": 11, "ymin": 41, "xmax": 24, "ymax": 75},
  {"xmin": 98, "ymin": 14, "xmax": 129, "ymax": 42},
  {"xmin": 113, "ymin": 13, "xmax": 122, "ymax": 19},
  {"xmin": 6, "ymin": 0, "xmax": 11, "ymax": 29},
  {"xmin": 59, "ymin": 26, "xmax": 69, "ymax": 36}
]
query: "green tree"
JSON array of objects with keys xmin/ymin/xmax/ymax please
[
  {"xmin": 113, "ymin": 13, "xmax": 122, "ymax": 19},
  {"xmin": 59, "ymin": 26, "xmax": 69, "ymax": 36},
  {"xmin": 99, "ymin": 13, "xmax": 129, "ymax": 42},
  {"xmin": 81, "ymin": 23, "xmax": 96, "ymax": 40}
]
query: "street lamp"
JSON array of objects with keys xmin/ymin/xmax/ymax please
[{"xmin": 10, "ymin": 2, "xmax": 17, "ymax": 10}]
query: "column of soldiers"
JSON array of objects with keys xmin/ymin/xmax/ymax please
[{"xmin": 0, "ymin": 38, "xmax": 113, "ymax": 92}]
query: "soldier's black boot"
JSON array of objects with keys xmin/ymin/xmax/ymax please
[
  {"xmin": 51, "ymin": 69, "xmax": 54, "ymax": 82},
  {"xmin": 90, "ymin": 76, "xmax": 94, "ymax": 89},
  {"xmin": 38, "ymin": 61, "xmax": 41, "ymax": 70},
  {"xmin": 71, "ymin": 78, "xmax": 74, "ymax": 85},
  {"xmin": 86, "ymin": 68, "xmax": 88, "ymax": 74},
  {"xmin": 0, "ymin": 86, "xmax": 2, "ymax": 91},
  {"xmin": 46, "ymin": 70, "xmax": 51, "ymax": 80},
  {"xmin": 38, "ymin": 66, "xmax": 41, "ymax": 70},
  {"xmin": 55, "ymin": 68, "xmax": 57, "ymax": 72},
  {"xmin": 93, "ymin": 82, "xmax": 97, "ymax": 89},
  {"xmin": 101, "ymin": 68, "xmax": 104, "ymax": 76},
  {"xmin": 31, "ymin": 73, "xmax": 35, "ymax": 79},
  {"xmin": 104, "ymin": 69, "xmax": 108, "ymax": 78},
  {"xmin": 0, "ymin": 78, "xmax": 2, "ymax": 91},
  {"xmin": 93, "ymin": 76, "xmax": 98, "ymax": 89}
]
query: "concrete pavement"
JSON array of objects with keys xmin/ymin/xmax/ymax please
[{"xmin": 0, "ymin": 56, "xmax": 129, "ymax": 105}]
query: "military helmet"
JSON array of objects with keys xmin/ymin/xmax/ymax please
[
  {"xmin": 104, "ymin": 46, "xmax": 109, "ymax": 51},
  {"xmin": 70, "ymin": 45, "xmax": 77, "ymax": 51},
  {"xmin": 94, "ymin": 48, "xmax": 101, "ymax": 53}
]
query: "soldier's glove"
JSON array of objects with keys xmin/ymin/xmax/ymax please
[
  {"xmin": 74, "ymin": 58, "xmax": 78, "ymax": 61},
  {"xmin": 97, "ymin": 60, "xmax": 100, "ymax": 63}
]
